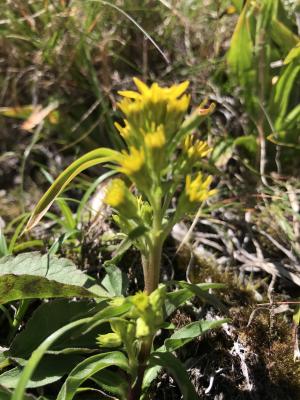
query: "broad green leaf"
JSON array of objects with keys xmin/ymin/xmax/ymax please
[
  {"xmin": 0, "ymin": 384, "xmax": 35, "ymax": 400},
  {"xmin": 0, "ymin": 252, "xmax": 108, "ymax": 303},
  {"xmin": 231, "ymin": 0, "xmax": 243, "ymax": 12},
  {"xmin": 165, "ymin": 288, "xmax": 194, "ymax": 317},
  {"xmin": 9, "ymin": 300, "xmax": 101, "ymax": 360},
  {"xmin": 234, "ymin": 135, "xmax": 258, "ymax": 156},
  {"xmin": 0, "ymin": 354, "xmax": 84, "ymax": 389},
  {"xmin": 82, "ymin": 301, "xmax": 132, "ymax": 334},
  {"xmin": 293, "ymin": 305, "xmax": 300, "ymax": 326},
  {"xmin": 0, "ymin": 275, "xmax": 102, "ymax": 304},
  {"xmin": 101, "ymin": 264, "xmax": 128, "ymax": 296},
  {"xmin": 149, "ymin": 352, "xmax": 198, "ymax": 400},
  {"xmin": 56, "ymin": 352, "xmax": 129, "ymax": 400},
  {"xmin": 12, "ymin": 317, "xmax": 93, "ymax": 400},
  {"xmin": 164, "ymin": 319, "xmax": 229, "ymax": 352},
  {"xmin": 25, "ymin": 147, "xmax": 119, "ymax": 231},
  {"xmin": 91, "ymin": 369, "xmax": 128, "ymax": 399}
]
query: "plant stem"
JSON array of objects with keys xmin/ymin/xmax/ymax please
[
  {"xmin": 9, "ymin": 299, "xmax": 31, "ymax": 341},
  {"xmin": 144, "ymin": 239, "xmax": 163, "ymax": 294},
  {"xmin": 128, "ymin": 336, "xmax": 153, "ymax": 400}
]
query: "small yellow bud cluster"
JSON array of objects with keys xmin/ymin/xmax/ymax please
[
  {"xmin": 104, "ymin": 178, "xmax": 138, "ymax": 219},
  {"xmin": 96, "ymin": 287, "xmax": 166, "ymax": 353},
  {"xmin": 117, "ymin": 147, "xmax": 145, "ymax": 177},
  {"xmin": 144, "ymin": 125, "xmax": 166, "ymax": 149},
  {"xmin": 185, "ymin": 174, "xmax": 217, "ymax": 203},
  {"xmin": 183, "ymin": 135, "xmax": 212, "ymax": 160}
]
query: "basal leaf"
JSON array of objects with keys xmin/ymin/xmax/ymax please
[
  {"xmin": 0, "ymin": 252, "xmax": 108, "ymax": 303},
  {"xmin": 9, "ymin": 299, "xmax": 100, "ymax": 360},
  {"xmin": 56, "ymin": 352, "xmax": 129, "ymax": 400},
  {"xmin": 0, "ymin": 354, "xmax": 84, "ymax": 389}
]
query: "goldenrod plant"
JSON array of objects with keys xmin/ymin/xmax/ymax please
[
  {"xmin": 26, "ymin": 78, "xmax": 216, "ymax": 294},
  {"xmin": 9, "ymin": 79, "xmax": 228, "ymax": 400}
]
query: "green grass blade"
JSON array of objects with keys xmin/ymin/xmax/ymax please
[{"xmin": 25, "ymin": 147, "xmax": 119, "ymax": 232}]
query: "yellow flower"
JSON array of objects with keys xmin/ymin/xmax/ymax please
[
  {"xmin": 117, "ymin": 147, "xmax": 145, "ymax": 176},
  {"xmin": 183, "ymin": 135, "xmax": 212, "ymax": 159},
  {"xmin": 117, "ymin": 78, "xmax": 190, "ymax": 137},
  {"xmin": 144, "ymin": 125, "xmax": 166, "ymax": 149},
  {"xmin": 185, "ymin": 174, "xmax": 217, "ymax": 203},
  {"xmin": 104, "ymin": 179, "xmax": 126, "ymax": 208},
  {"xmin": 104, "ymin": 178, "xmax": 138, "ymax": 219},
  {"xmin": 114, "ymin": 120, "xmax": 131, "ymax": 140}
]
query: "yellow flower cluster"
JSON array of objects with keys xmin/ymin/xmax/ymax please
[
  {"xmin": 116, "ymin": 77, "xmax": 190, "ymax": 141},
  {"xmin": 185, "ymin": 174, "xmax": 217, "ymax": 203},
  {"xmin": 144, "ymin": 125, "xmax": 166, "ymax": 149},
  {"xmin": 183, "ymin": 135, "xmax": 212, "ymax": 160},
  {"xmin": 117, "ymin": 147, "xmax": 145, "ymax": 176},
  {"xmin": 104, "ymin": 178, "xmax": 138, "ymax": 219}
]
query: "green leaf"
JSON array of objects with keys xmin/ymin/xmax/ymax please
[
  {"xmin": 165, "ymin": 288, "xmax": 195, "ymax": 317},
  {"xmin": 148, "ymin": 352, "xmax": 198, "ymax": 400},
  {"xmin": 272, "ymin": 63, "xmax": 300, "ymax": 129},
  {"xmin": 271, "ymin": 18, "xmax": 299, "ymax": 55},
  {"xmin": 0, "ymin": 230, "xmax": 8, "ymax": 258},
  {"xmin": 284, "ymin": 42, "xmax": 300, "ymax": 65},
  {"xmin": 25, "ymin": 147, "xmax": 119, "ymax": 231},
  {"xmin": 101, "ymin": 264, "xmax": 128, "ymax": 296},
  {"xmin": 165, "ymin": 282, "xmax": 225, "ymax": 316},
  {"xmin": 227, "ymin": 0, "xmax": 254, "ymax": 86},
  {"xmin": 0, "ymin": 354, "xmax": 84, "ymax": 389},
  {"xmin": 0, "ymin": 252, "xmax": 108, "ymax": 304},
  {"xmin": 91, "ymin": 369, "xmax": 129, "ymax": 399},
  {"xmin": 9, "ymin": 300, "xmax": 100, "ymax": 360},
  {"xmin": 164, "ymin": 319, "xmax": 230, "ymax": 352},
  {"xmin": 0, "ymin": 384, "xmax": 36, "ymax": 400},
  {"xmin": 56, "ymin": 352, "xmax": 129, "ymax": 400},
  {"xmin": 177, "ymin": 281, "xmax": 227, "ymax": 312},
  {"xmin": 12, "ymin": 316, "xmax": 93, "ymax": 400}
]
